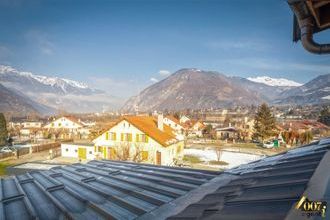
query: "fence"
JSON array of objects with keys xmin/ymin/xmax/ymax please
[
  {"xmin": 0, "ymin": 152, "xmax": 14, "ymax": 160},
  {"xmin": 0, "ymin": 142, "xmax": 61, "ymax": 161}
]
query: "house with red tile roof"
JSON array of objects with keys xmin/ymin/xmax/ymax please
[
  {"xmin": 163, "ymin": 115, "xmax": 185, "ymax": 135},
  {"xmin": 93, "ymin": 115, "xmax": 184, "ymax": 165}
]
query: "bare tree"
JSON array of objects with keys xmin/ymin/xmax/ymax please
[
  {"xmin": 115, "ymin": 142, "xmax": 130, "ymax": 161},
  {"xmin": 214, "ymin": 146, "xmax": 222, "ymax": 162},
  {"xmin": 132, "ymin": 143, "xmax": 143, "ymax": 163}
]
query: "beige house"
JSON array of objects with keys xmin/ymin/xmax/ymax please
[{"xmin": 93, "ymin": 115, "xmax": 184, "ymax": 166}]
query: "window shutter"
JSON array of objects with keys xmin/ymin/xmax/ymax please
[
  {"xmin": 121, "ymin": 133, "xmax": 123, "ymax": 141},
  {"xmin": 145, "ymin": 135, "xmax": 149, "ymax": 143},
  {"xmin": 136, "ymin": 134, "xmax": 139, "ymax": 142},
  {"xmin": 113, "ymin": 133, "xmax": 116, "ymax": 141},
  {"xmin": 105, "ymin": 132, "xmax": 109, "ymax": 140},
  {"xmin": 129, "ymin": 133, "xmax": 132, "ymax": 142}
]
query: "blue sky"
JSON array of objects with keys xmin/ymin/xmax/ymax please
[{"xmin": 0, "ymin": 0, "xmax": 329, "ymax": 98}]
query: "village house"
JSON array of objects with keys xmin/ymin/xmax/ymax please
[
  {"xmin": 44, "ymin": 116, "xmax": 83, "ymax": 130},
  {"xmin": 278, "ymin": 120, "xmax": 329, "ymax": 135},
  {"xmin": 44, "ymin": 116, "xmax": 90, "ymax": 139},
  {"xmin": 215, "ymin": 127, "xmax": 239, "ymax": 141},
  {"xmin": 18, "ymin": 120, "xmax": 44, "ymax": 140},
  {"xmin": 22, "ymin": 121, "xmax": 43, "ymax": 128},
  {"xmin": 184, "ymin": 120, "xmax": 206, "ymax": 137},
  {"xmin": 163, "ymin": 115, "xmax": 185, "ymax": 135},
  {"xmin": 93, "ymin": 115, "xmax": 184, "ymax": 166},
  {"xmin": 179, "ymin": 115, "xmax": 191, "ymax": 124}
]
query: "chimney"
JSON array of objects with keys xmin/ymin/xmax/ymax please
[{"xmin": 158, "ymin": 114, "xmax": 164, "ymax": 131}]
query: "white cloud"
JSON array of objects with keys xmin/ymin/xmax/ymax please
[
  {"xmin": 158, "ymin": 70, "xmax": 171, "ymax": 76},
  {"xmin": 150, "ymin": 77, "xmax": 159, "ymax": 83}
]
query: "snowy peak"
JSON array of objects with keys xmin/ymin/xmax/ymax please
[
  {"xmin": 0, "ymin": 65, "xmax": 88, "ymax": 90},
  {"xmin": 247, "ymin": 76, "xmax": 302, "ymax": 87}
]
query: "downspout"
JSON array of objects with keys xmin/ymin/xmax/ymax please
[{"xmin": 289, "ymin": 2, "xmax": 330, "ymax": 54}]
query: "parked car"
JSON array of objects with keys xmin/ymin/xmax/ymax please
[{"xmin": 263, "ymin": 141, "xmax": 274, "ymax": 148}]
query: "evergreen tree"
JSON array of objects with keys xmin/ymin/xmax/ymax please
[
  {"xmin": 253, "ymin": 103, "xmax": 276, "ymax": 143},
  {"xmin": 0, "ymin": 113, "xmax": 8, "ymax": 146},
  {"xmin": 318, "ymin": 106, "xmax": 330, "ymax": 126}
]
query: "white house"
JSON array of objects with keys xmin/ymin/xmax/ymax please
[
  {"xmin": 93, "ymin": 115, "xmax": 184, "ymax": 166},
  {"xmin": 22, "ymin": 121, "xmax": 43, "ymax": 128},
  {"xmin": 187, "ymin": 120, "xmax": 205, "ymax": 137},
  {"xmin": 44, "ymin": 116, "xmax": 87, "ymax": 139},
  {"xmin": 44, "ymin": 116, "xmax": 83, "ymax": 130},
  {"xmin": 163, "ymin": 116, "xmax": 185, "ymax": 134},
  {"xmin": 180, "ymin": 115, "xmax": 191, "ymax": 124},
  {"xmin": 61, "ymin": 143, "xmax": 95, "ymax": 160}
]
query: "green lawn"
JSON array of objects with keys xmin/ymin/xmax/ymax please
[
  {"xmin": 209, "ymin": 160, "xmax": 229, "ymax": 165},
  {"xmin": 183, "ymin": 155, "xmax": 203, "ymax": 164},
  {"xmin": 0, "ymin": 162, "xmax": 13, "ymax": 176}
]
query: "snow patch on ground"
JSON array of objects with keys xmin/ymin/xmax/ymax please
[{"xmin": 184, "ymin": 148, "xmax": 263, "ymax": 169}]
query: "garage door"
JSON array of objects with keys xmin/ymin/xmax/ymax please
[{"xmin": 78, "ymin": 148, "xmax": 87, "ymax": 159}]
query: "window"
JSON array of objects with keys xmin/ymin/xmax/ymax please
[
  {"xmin": 121, "ymin": 133, "xmax": 132, "ymax": 141},
  {"xmin": 74, "ymin": 149, "xmax": 77, "ymax": 153},
  {"xmin": 110, "ymin": 132, "xmax": 116, "ymax": 140},
  {"xmin": 136, "ymin": 134, "xmax": 148, "ymax": 142},
  {"xmin": 89, "ymin": 151, "xmax": 92, "ymax": 154},
  {"xmin": 66, "ymin": 148, "xmax": 68, "ymax": 152}
]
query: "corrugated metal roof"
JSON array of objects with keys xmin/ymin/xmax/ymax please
[
  {"xmin": 1, "ymin": 138, "xmax": 329, "ymax": 220},
  {"xmin": 168, "ymin": 139, "xmax": 330, "ymax": 220},
  {"xmin": 0, "ymin": 160, "xmax": 220, "ymax": 220}
]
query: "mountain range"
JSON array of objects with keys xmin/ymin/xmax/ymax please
[
  {"xmin": 0, "ymin": 65, "xmax": 120, "ymax": 115},
  {"xmin": 122, "ymin": 68, "xmax": 330, "ymax": 112},
  {"xmin": 0, "ymin": 83, "xmax": 53, "ymax": 115},
  {"xmin": 0, "ymin": 66, "xmax": 328, "ymax": 115},
  {"xmin": 247, "ymin": 76, "xmax": 302, "ymax": 87}
]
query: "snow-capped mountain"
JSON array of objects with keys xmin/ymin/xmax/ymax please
[
  {"xmin": 0, "ymin": 82, "xmax": 55, "ymax": 116},
  {"xmin": 247, "ymin": 76, "xmax": 302, "ymax": 87},
  {"xmin": 0, "ymin": 65, "xmax": 121, "ymax": 113},
  {"xmin": 275, "ymin": 74, "xmax": 330, "ymax": 105},
  {"xmin": 122, "ymin": 69, "xmax": 329, "ymax": 112},
  {"xmin": 0, "ymin": 65, "xmax": 91, "ymax": 94},
  {"xmin": 122, "ymin": 68, "xmax": 271, "ymax": 112}
]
